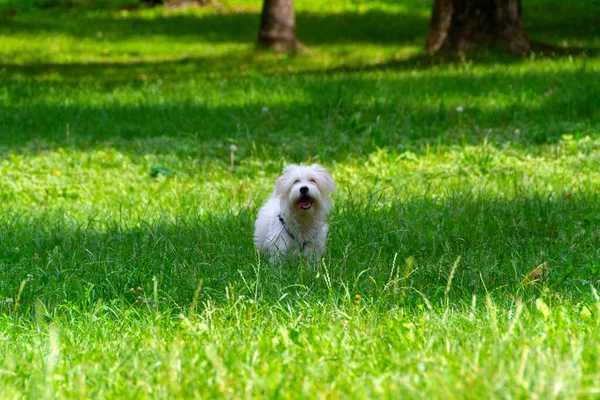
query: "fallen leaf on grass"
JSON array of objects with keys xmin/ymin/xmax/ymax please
[{"xmin": 522, "ymin": 262, "xmax": 548, "ymax": 287}]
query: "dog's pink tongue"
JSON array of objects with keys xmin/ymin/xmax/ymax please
[{"xmin": 296, "ymin": 199, "xmax": 312, "ymax": 210}]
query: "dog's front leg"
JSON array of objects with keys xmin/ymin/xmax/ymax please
[{"xmin": 302, "ymin": 242, "xmax": 324, "ymax": 260}]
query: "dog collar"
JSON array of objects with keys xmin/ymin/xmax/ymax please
[{"xmin": 278, "ymin": 214, "xmax": 307, "ymax": 250}]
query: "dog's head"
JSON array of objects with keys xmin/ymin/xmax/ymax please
[{"xmin": 275, "ymin": 164, "xmax": 336, "ymax": 217}]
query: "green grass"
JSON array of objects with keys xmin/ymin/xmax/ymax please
[{"xmin": 1, "ymin": 0, "xmax": 600, "ymax": 397}]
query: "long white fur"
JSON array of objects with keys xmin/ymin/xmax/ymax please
[{"xmin": 254, "ymin": 164, "xmax": 336, "ymax": 261}]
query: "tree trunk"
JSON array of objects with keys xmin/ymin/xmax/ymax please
[
  {"xmin": 140, "ymin": 0, "xmax": 163, "ymax": 6},
  {"xmin": 257, "ymin": 0, "xmax": 302, "ymax": 52},
  {"xmin": 426, "ymin": 0, "xmax": 531, "ymax": 55}
]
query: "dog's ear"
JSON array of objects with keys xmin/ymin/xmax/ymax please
[
  {"xmin": 275, "ymin": 164, "xmax": 297, "ymax": 196},
  {"xmin": 311, "ymin": 164, "xmax": 336, "ymax": 195}
]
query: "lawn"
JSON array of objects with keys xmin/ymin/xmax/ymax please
[{"xmin": 0, "ymin": 0, "xmax": 599, "ymax": 397}]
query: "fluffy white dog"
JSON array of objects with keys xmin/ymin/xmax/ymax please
[{"xmin": 254, "ymin": 164, "xmax": 336, "ymax": 261}]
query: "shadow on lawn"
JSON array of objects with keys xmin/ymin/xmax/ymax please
[
  {"xmin": 0, "ymin": 5, "xmax": 598, "ymax": 158},
  {"xmin": 3, "ymin": 42, "xmax": 598, "ymax": 85},
  {"xmin": 0, "ymin": 64, "xmax": 598, "ymax": 159},
  {"xmin": 0, "ymin": 8, "xmax": 429, "ymax": 46},
  {"xmin": 0, "ymin": 193, "xmax": 598, "ymax": 313},
  {"xmin": 1, "ymin": 3, "xmax": 598, "ymax": 48},
  {"xmin": 0, "ymin": 4, "xmax": 598, "ymax": 83}
]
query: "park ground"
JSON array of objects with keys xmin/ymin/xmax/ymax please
[{"xmin": 0, "ymin": 0, "xmax": 599, "ymax": 397}]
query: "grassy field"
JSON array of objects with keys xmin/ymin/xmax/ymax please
[{"xmin": 1, "ymin": 0, "xmax": 600, "ymax": 397}]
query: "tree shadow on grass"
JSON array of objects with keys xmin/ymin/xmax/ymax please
[
  {"xmin": 0, "ymin": 8, "xmax": 430, "ymax": 46},
  {"xmin": 2, "ymin": 4, "xmax": 599, "ymax": 46},
  {"xmin": 1, "ymin": 5, "xmax": 598, "ymax": 163},
  {"xmin": 0, "ymin": 64, "xmax": 598, "ymax": 160},
  {"xmin": 1, "ymin": 193, "xmax": 597, "ymax": 314},
  {"xmin": 1, "ymin": 5, "xmax": 598, "ymax": 58},
  {"xmin": 2, "ymin": 43, "xmax": 598, "ymax": 86},
  {"xmin": 526, "ymin": 12, "xmax": 600, "ymax": 51}
]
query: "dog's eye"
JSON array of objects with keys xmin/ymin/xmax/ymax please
[
  {"xmin": 294, "ymin": 179, "xmax": 300, "ymax": 184},
  {"xmin": 310, "ymin": 179, "xmax": 316, "ymax": 183}
]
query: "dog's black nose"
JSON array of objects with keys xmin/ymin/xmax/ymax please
[{"xmin": 300, "ymin": 186, "xmax": 309, "ymax": 194}]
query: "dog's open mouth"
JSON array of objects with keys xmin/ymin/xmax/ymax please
[{"xmin": 295, "ymin": 195, "xmax": 313, "ymax": 210}]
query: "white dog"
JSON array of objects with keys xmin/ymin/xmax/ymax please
[{"xmin": 254, "ymin": 164, "xmax": 336, "ymax": 261}]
